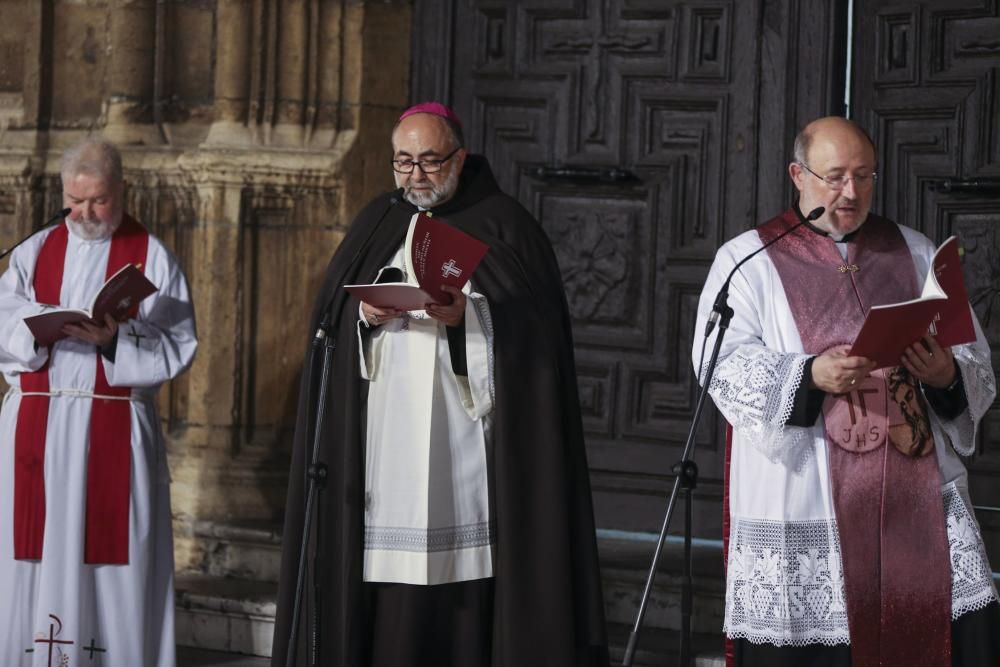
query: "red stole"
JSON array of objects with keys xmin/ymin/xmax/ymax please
[
  {"xmin": 759, "ymin": 209, "xmax": 951, "ymax": 666},
  {"xmin": 14, "ymin": 216, "xmax": 149, "ymax": 565}
]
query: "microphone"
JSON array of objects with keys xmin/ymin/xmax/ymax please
[
  {"xmin": 316, "ymin": 189, "xmax": 404, "ymax": 336},
  {"xmin": 342, "ymin": 188, "xmax": 404, "ymax": 281},
  {"xmin": 0, "ymin": 207, "xmax": 72, "ymax": 262},
  {"xmin": 704, "ymin": 206, "xmax": 825, "ymax": 337}
]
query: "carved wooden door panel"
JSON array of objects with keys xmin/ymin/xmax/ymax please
[
  {"xmin": 412, "ymin": 0, "xmax": 841, "ymax": 537},
  {"xmin": 852, "ymin": 1, "xmax": 1000, "ymax": 561}
]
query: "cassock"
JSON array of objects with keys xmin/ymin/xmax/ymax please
[
  {"xmin": 0, "ymin": 218, "xmax": 197, "ymax": 667},
  {"xmin": 358, "ymin": 223, "xmax": 495, "ymax": 586},
  {"xmin": 694, "ymin": 208, "xmax": 999, "ymax": 666},
  {"xmin": 271, "ymin": 155, "xmax": 609, "ymax": 667}
]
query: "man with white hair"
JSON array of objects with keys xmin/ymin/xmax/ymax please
[{"xmin": 0, "ymin": 138, "xmax": 197, "ymax": 666}]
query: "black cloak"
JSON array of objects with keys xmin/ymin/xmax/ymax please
[{"xmin": 271, "ymin": 155, "xmax": 609, "ymax": 667}]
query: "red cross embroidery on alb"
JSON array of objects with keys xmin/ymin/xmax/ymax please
[{"xmin": 28, "ymin": 614, "xmax": 74, "ymax": 667}]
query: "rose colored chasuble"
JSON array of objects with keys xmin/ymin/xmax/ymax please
[
  {"xmin": 14, "ymin": 217, "xmax": 148, "ymax": 565},
  {"xmin": 759, "ymin": 209, "xmax": 951, "ymax": 667}
]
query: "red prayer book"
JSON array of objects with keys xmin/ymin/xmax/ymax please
[
  {"xmin": 849, "ymin": 236, "xmax": 975, "ymax": 368},
  {"xmin": 24, "ymin": 263, "xmax": 158, "ymax": 346},
  {"xmin": 345, "ymin": 213, "xmax": 489, "ymax": 310}
]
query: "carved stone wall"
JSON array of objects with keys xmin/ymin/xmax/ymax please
[{"xmin": 0, "ymin": 0, "xmax": 412, "ymax": 571}]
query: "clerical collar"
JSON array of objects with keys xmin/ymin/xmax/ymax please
[{"xmin": 793, "ymin": 203, "xmax": 863, "ymax": 243}]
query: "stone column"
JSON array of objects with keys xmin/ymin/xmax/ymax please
[
  {"xmin": 339, "ymin": 0, "xmax": 414, "ymax": 218},
  {"xmin": 0, "ymin": 0, "xmax": 414, "ymax": 575},
  {"xmin": 206, "ymin": 0, "xmax": 254, "ymax": 145},
  {"xmin": 104, "ymin": 0, "xmax": 161, "ymax": 145}
]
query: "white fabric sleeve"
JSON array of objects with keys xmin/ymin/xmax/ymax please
[
  {"xmin": 357, "ymin": 321, "xmax": 386, "ymax": 381},
  {"xmin": 357, "ymin": 300, "xmax": 381, "ymax": 381},
  {"xmin": 357, "ymin": 252, "xmax": 409, "ymax": 381},
  {"xmin": 693, "ymin": 237, "xmax": 813, "ymax": 464},
  {"xmin": 103, "ymin": 239, "xmax": 197, "ymax": 387},
  {"xmin": 931, "ymin": 308, "xmax": 996, "ymax": 457},
  {"xmin": 0, "ymin": 243, "xmax": 52, "ymax": 374},
  {"xmin": 452, "ymin": 291, "xmax": 494, "ymax": 419},
  {"xmin": 359, "ymin": 302, "xmax": 374, "ymax": 327}
]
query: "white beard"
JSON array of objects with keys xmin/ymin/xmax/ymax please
[
  {"xmin": 399, "ymin": 167, "xmax": 461, "ymax": 209},
  {"xmin": 67, "ymin": 217, "xmax": 118, "ymax": 241}
]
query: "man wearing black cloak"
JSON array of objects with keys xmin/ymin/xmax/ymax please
[{"xmin": 271, "ymin": 102, "xmax": 609, "ymax": 667}]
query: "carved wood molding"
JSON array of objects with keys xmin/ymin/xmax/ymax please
[{"xmin": 410, "ymin": 0, "xmax": 847, "ymax": 534}]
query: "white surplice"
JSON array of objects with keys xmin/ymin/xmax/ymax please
[
  {"xmin": 694, "ymin": 223, "xmax": 998, "ymax": 647},
  {"xmin": 0, "ymin": 223, "xmax": 197, "ymax": 667},
  {"xmin": 358, "ymin": 212, "xmax": 495, "ymax": 586}
]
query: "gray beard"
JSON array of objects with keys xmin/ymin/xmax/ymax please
[
  {"xmin": 67, "ymin": 217, "xmax": 117, "ymax": 241},
  {"xmin": 401, "ymin": 168, "xmax": 460, "ymax": 209}
]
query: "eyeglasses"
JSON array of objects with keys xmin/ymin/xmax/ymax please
[
  {"xmin": 798, "ymin": 162, "xmax": 878, "ymax": 191},
  {"xmin": 391, "ymin": 147, "xmax": 462, "ymax": 174}
]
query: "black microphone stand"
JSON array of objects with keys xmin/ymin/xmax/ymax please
[
  {"xmin": 0, "ymin": 208, "xmax": 72, "ymax": 262},
  {"xmin": 621, "ymin": 300, "xmax": 733, "ymax": 667},
  {"xmin": 286, "ymin": 313, "xmax": 336, "ymax": 667},
  {"xmin": 623, "ymin": 205, "xmax": 823, "ymax": 666},
  {"xmin": 284, "ymin": 191, "xmax": 403, "ymax": 667}
]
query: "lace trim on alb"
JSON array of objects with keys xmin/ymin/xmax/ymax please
[
  {"xmin": 470, "ymin": 293, "xmax": 496, "ymax": 406},
  {"xmin": 945, "ymin": 343, "xmax": 997, "ymax": 456},
  {"xmin": 725, "ymin": 483, "xmax": 997, "ymax": 646},
  {"xmin": 725, "ymin": 517, "xmax": 850, "ymax": 647},
  {"xmin": 945, "ymin": 484, "xmax": 999, "ymax": 617},
  {"xmin": 706, "ymin": 345, "xmax": 812, "ymax": 469},
  {"xmin": 365, "ymin": 521, "xmax": 494, "ymax": 553}
]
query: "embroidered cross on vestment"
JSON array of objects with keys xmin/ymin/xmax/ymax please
[
  {"xmin": 83, "ymin": 637, "xmax": 107, "ymax": 659},
  {"xmin": 126, "ymin": 326, "xmax": 147, "ymax": 348}
]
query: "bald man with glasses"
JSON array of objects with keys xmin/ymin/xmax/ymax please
[
  {"xmin": 272, "ymin": 103, "xmax": 609, "ymax": 667},
  {"xmin": 693, "ymin": 116, "xmax": 999, "ymax": 666}
]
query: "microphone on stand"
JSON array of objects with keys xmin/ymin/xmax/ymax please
[
  {"xmin": 704, "ymin": 205, "xmax": 825, "ymax": 338},
  {"xmin": 343, "ymin": 188, "xmax": 404, "ymax": 284},
  {"xmin": 0, "ymin": 207, "xmax": 72, "ymax": 262},
  {"xmin": 315, "ymin": 188, "xmax": 404, "ymax": 335},
  {"xmin": 287, "ymin": 187, "xmax": 403, "ymax": 667},
  {"xmin": 624, "ymin": 204, "xmax": 827, "ymax": 667}
]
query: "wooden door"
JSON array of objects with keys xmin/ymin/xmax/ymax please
[
  {"xmin": 411, "ymin": 0, "xmax": 845, "ymax": 538},
  {"xmin": 852, "ymin": 0, "xmax": 1000, "ymax": 562}
]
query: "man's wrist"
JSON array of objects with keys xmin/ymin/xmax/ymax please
[
  {"xmin": 924, "ymin": 360, "xmax": 961, "ymax": 392},
  {"xmin": 100, "ymin": 329, "xmax": 119, "ymax": 362},
  {"xmin": 942, "ymin": 371, "xmax": 961, "ymax": 393}
]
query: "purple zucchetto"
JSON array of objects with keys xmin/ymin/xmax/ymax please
[{"xmin": 398, "ymin": 102, "xmax": 463, "ymax": 127}]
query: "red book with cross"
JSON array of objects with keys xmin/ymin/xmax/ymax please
[{"xmin": 345, "ymin": 213, "xmax": 489, "ymax": 310}]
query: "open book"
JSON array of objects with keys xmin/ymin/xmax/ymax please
[
  {"xmin": 344, "ymin": 213, "xmax": 489, "ymax": 311},
  {"xmin": 849, "ymin": 236, "xmax": 975, "ymax": 368},
  {"xmin": 24, "ymin": 264, "xmax": 158, "ymax": 346}
]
